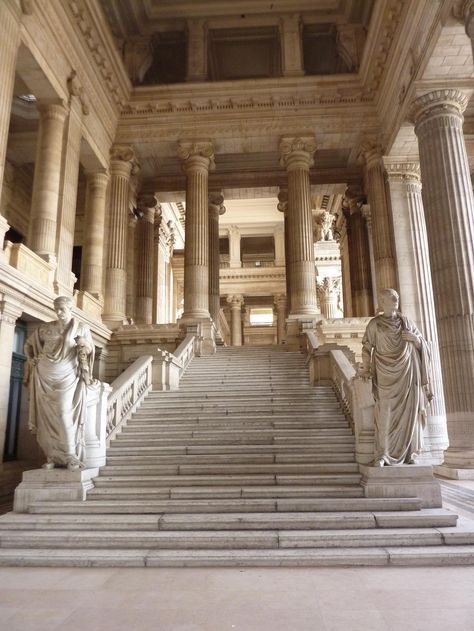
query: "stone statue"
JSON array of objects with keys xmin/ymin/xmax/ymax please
[
  {"xmin": 24, "ymin": 296, "xmax": 95, "ymax": 470},
  {"xmin": 316, "ymin": 210, "xmax": 334, "ymax": 241},
  {"xmin": 358, "ymin": 288, "xmax": 432, "ymax": 466}
]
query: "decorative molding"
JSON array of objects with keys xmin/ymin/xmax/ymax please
[
  {"xmin": 67, "ymin": 70, "xmax": 89, "ymax": 116},
  {"xmin": 409, "ymin": 89, "xmax": 470, "ymax": 126},
  {"xmin": 383, "ymin": 161, "xmax": 420, "ymax": 182}
]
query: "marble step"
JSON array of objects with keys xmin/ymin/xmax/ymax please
[
  {"xmin": 113, "ymin": 431, "xmax": 352, "ymax": 443},
  {"xmin": 107, "ymin": 436, "xmax": 355, "ymax": 447},
  {"xmin": 1, "ymin": 527, "xmax": 469, "ymax": 550},
  {"xmin": 105, "ymin": 453, "xmax": 355, "ymax": 465},
  {"xmin": 106, "ymin": 443, "xmax": 356, "ymax": 456},
  {"xmin": 118, "ymin": 422, "xmax": 350, "ymax": 433},
  {"xmin": 0, "ymin": 510, "xmax": 457, "ymax": 532},
  {"xmin": 28, "ymin": 496, "xmax": 422, "ymax": 514},
  {"xmin": 97, "ymin": 463, "xmax": 359, "ymax": 476},
  {"xmin": 92, "ymin": 473, "xmax": 362, "ymax": 487},
  {"xmin": 2, "ymin": 545, "xmax": 469, "ymax": 568},
  {"xmin": 87, "ymin": 485, "xmax": 364, "ymax": 500}
]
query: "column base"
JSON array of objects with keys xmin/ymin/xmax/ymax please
[
  {"xmin": 13, "ymin": 468, "xmax": 98, "ymax": 513},
  {"xmin": 359, "ymin": 464, "xmax": 442, "ymax": 508},
  {"xmin": 434, "ymin": 465, "xmax": 474, "ymax": 480},
  {"xmin": 178, "ymin": 316, "xmax": 216, "ymax": 356},
  {"xmin": 102, "ymin": 314, "xmax": 127, "ymax": 330},
  {"xmin": 285, "ymin": 317, "xmax": 316, "ymax": 351}
]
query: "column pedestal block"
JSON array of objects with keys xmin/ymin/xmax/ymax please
[
  {"xmin": 359, "ymin": 464, "xmax": 442, "ymax": 508},
  {"xmin": 13, "ymin": 468, "xmax": 98, "ymax": 513}
]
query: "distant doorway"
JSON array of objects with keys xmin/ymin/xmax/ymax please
[{"xmin": 3, "ymin": 321, "xmax": 27, "ymax": 461}]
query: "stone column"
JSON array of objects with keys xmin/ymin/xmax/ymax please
[
  {"xmin": 0, "ymin": 298, "xmax": 22, "ymax": 461},
  {"xmin": 335, "ymin": 210, "xmax": 352, "ymax": 317},
  {"xmin": 280, "ymin": 14, "xmax": 304, "ymax": 77},
  {"xmin": 274, "ymin": 294, "xmax": 287, "ymax": 344},
  {"xmin": 178, "ymin": 141, "xmax": 214, "ymax": 321},
  {"xmin": 0, "ymin": 1, "xmax": 20, "ymax": 204},
  {"xmin": 345, "ymin": 186, "xmax": 373, "ymax": 316},
  {"xmin": 187, "ymin": 19, "xmax": 207, "ymax": 82},
  {"xmin": 135, "ymin": 194, "xmax": 157, "ymax": 324},
  {"xmin": 125, "ymin": 212, "xmax": 137, "ymax": 323},
  {"xmin": 274, "ymin": 223, "xmax": 285, "ymax": 267},
  {"xmin": 279, "ymin": 136, "xmax": 318, "ymax": 318},
  {"xmin": 462, "ymin": 1, "xmax": 474, "ymax": 59},
  {"xmin": 227, "ymin": 295, "xmax": 244, "ymax": 346},
  {"xmin": 28, "ymin": 101, "xmax": 68, "ymax": 262},
  {"xmin": 277, "ymin": 188, "xmax": 291, "ymax": 315},
  {"xmin": 228, "ymin": 225, "xmax": 241, "ymax": 268},
  {"xmin": 317, "ymin": 277, "xmax": 341, "ymax": 319},
  {"xmin": 411, "ymin": 89, "xmax": 474, "ymax": 475},
  {"xmin": 385, "ymin": 160, "xmax": 448, "ymax": 463},
  {"xmin": 362, "ymin": 144, "xmax": 398, "ymax": 296},
  {"xmin": 54, "ymin": 92, "xmax": 84, "ymax": 295},
  {"xmin": 81, "ymin": 169, "xmax": 109, "ymax": 299},
  {"xmin": 361, "ymin": 204, "xmax": 378, "ymax": 311},
  {"xmin": 208, "ymin": 191, "xmax": 225, "ymax": 326},
  {"xmin": 103, "ymin": 144, "xmax": 136, "ymax": 328}
]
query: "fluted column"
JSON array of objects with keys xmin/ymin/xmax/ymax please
[
  {"xmin": 81, "ymin": 169, "xmax": 109, "ymax": 299},
  {"xmin": 336, "ymin": 210, "xmax": 352, "ymax": 317},
  {"xmin": 103, "ymin": 144, "xmax": 136, "ymax": 327},
  {"xmin": 178, "ymin": 141, "xmax": 214, "ymax": 321},
  {"xmin": 274, "ymin": 294, "xmax": 287, "ymax": 344},
  {"xmin": 411, "ymin": 89, "xmax": 474, "ymax": 474},
  {"xmin": 54, "ymin": 92, "xmax": 84, "ymax": 295},
  {"xmin": 385, "ymin": 160, "xmax": 448, "ymax": 463},
  {"xmin": 345, "ymin": 186, "xmax": 373, "ymax": 316},
  {"xmin": 274, "ymin": 223, "xmax": 285, "ymax": 267},
  {"xmin": 227, "ymin": 295, "xmax": 244, "ymax": 346},
  {"xmin": 362, "ymin": 144, "xmax": 398, "ymax": 296},
  {"xmin": 0, "ymin": 1, "xmax": 20, "ymax": 205},
  {"xmin": 277, "ymin": 189, "xmax": 291, "ymax": 315},
  {"xmin": 279, "ymin": 136, "xmax": 318, "ymax": 317},
  {"xmin": 28, "ymin": 102, "xmax": 68, "ymax": 262},
  {"xmin": 361, "ymin": 204, "xmax": 378, "ymax": 310},
  {"xmin": 208, "ymin": 191, "xmax": 225, "ymax": 326},
  {"xmin": 125, "ymin": 213, "xmax": 137, "ymax": 322},
  {"xmin": 135, "ymin": 194, "xmax": 157, "ymax": 324},
  {"xmin": 317, "ymin": 278, "xmax": 341, "ymax": 319}
]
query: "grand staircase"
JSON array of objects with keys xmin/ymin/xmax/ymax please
[{"xmin": 0, "ymin": 345, "xmax": 473, "ymax": 567}]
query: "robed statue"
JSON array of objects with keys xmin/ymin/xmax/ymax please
[
  {"xmin": 358, "ymin": 288, "xmax": 432, "ymax": 466},
  {"xmin": 24, "ymin": 296, "xmax": 94, "ymax": 470}
]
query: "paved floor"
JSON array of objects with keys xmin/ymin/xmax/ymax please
[{"xmin": 0, "ymin": 565, "xmax": 474, "ymax": 631}]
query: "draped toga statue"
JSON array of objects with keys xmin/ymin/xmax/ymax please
[
  {"xmin": 358, "ymin": 288, "xmax": 432, "ymax": 466},
  {"xmin": 24, "ymin": 296, "xmax": 94, "ymax": 470}
]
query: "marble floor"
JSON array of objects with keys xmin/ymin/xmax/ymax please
[{"xmin": 0, "ymin": 565, "xmax": 474, "ymax": 631}]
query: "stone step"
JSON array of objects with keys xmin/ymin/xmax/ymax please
[
  {"xmin": 107, "ymin": 436, "xmax": 355, "ymax": 447},
  {"xmin": 113, "ymin": 430, "xmax": 352, "ymax": 443},
  {"xmin": 98, "ymin": 463, "xmax": 359, "ymax": 476},
  {"xmin": 28, "ymin": 496, "xmax": 422, "ymax": 514},
  {"xmin": 93, "ymin": 473, "xmax": 362, "ymax": 487},
  {"xmin": 87, "ymin": 485, "xmax": 364, "ymax": 500},
  {"xmin": 105, "ymin": 453, "xmax": 355, "ymax": 465},
  {"xmin": 118, "ymin": 422, "xmax": 350, "ymax": 433},
  {"xmin": 1, "ymin": 526, "xmax": 467, "ymax": 551},
  {"xmin": 1, "ymin": 509, "xmax": 456, "ymax": 532},
  {"xmin": 107, "ymin": 444, "xmax": 356, "ymax": 457}
]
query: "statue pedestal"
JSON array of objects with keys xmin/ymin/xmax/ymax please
[
  {"xmin": 13, "ymin": 468, "xmax": 98, "ymax": 513},
  {"xmin": 434, "ymin": 464, "xmax": 474, "ymax": 480},
  {"xmin": 359, "ymin": 464, "xmax": 442, "ymax": 508}
]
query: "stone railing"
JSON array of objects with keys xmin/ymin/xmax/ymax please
[
  {"xmin": 4, "ymin": 241, "xmax": 55, "ymax": 288},
  {"xmin": 303, "ymin": 331, "xmax": 375, "ymax": 465},
  {"xmin": 106, "ymin": 355, "xmax": 153, "ymax": 442}
]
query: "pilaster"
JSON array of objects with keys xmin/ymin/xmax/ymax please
[
  {"xmin": 187, "ymin": 19, "xmax": 208, "ymax": 82},
  {"xmin": 81, "ymin": 169, "xmax": 109, "ymax": 300},
  {"xmin": 228, "ymin": 225, "xmax": 242, "ymax": 268},
  {"xmin": 280, "ymin": 14, "xmax": 304, "ymax": 77}
]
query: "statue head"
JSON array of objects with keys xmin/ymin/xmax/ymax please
[
  {"xmin": 53, "ymin": 296, "xmax": 73, "ymax": 325},
  {"xmin": 379, "ymin": 288, "xmax": 399, "ymax": 315}
]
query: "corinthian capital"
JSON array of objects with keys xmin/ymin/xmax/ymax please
[
  {"xmin": 409, "ymin": 89, "xmax": 470, "ymax": 127},
  {"xmin": 279, "ymin": 136, "xmax": 316, "ymax": 170}
]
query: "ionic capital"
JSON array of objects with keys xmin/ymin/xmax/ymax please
[
  {"xmin": 279, "ymin": 136, "xmax": 316, "ymax": 171},
  {"xmin": 0, "ymin": 298, "xmax": 23, "ymax": 326},
  {"xmin": 360, "ymin": 140, "xmax": 384, "ymax": 170},
  {"xmin": 208, "ymin": 191, "xmax": 226, "ymax": 217},
  {"xmin": 177, "ymin": 140, "xmax": 215, "ymax": 172},
  {"xmin": 110, "ymin": 144, "xmax": 138, "ymax": 178},
  {"xmin": 137, "ymin": 195, "xmax": 158, "ymax": 223},
  {"xmin": 277, "ymin": 188, "xmax": 288, "ymax": 213},
  {"xmin": 344, "ymin": 184, "xmax": 365, "ymax": 212},
  {"xmin": 409, "ymin": 89, "xmax": 469, "ymax": 128}
]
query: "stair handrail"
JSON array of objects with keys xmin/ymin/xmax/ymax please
[
  {"xmin": 106, "ymin": 355, "xmax": 153, "ymax": 442},
  {"xmin": 174, "ymin": 333, "xmax": 196, "ymax": 377},
  {"xmin": 302, "ymin": 330, "xmax": 375, "ymax": 465}
]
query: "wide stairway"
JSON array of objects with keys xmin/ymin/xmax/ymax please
[{"xmin": 0, "ymin": 345, "xmax": 473, "ymax": 567}]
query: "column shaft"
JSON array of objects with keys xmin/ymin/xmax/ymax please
[
  {"xmin": 274, "ymin": 294, "xmax": 287, "ymax": 344},
  {"xmin": 135, "ymin": 196, "xmax": 157, "ymax": 324},
  {"xmin": 412, "ymin": 89, "xmax": 474, "ymax": 471},
  {"xmin": 29, "ymin": 102, "xmax": 68, "ymax": 260},
  {"xmin": 81, "ymin": 170, "xmax": 109, "ymax": 298},
  {"xmin": 363, "ymin": 146, "xmax": 398, "ymax": 295},
  {"xmin": 227, "ymin": 295, "xmax": 243, "ymax": 346},
  {"xmin": 178, "ymin": 142, "xmax": 214, "ymax": 321},
  {"xmin": 208, "ymin": 192, "xmax": 225, "ymax": 326},
  {"xmin": 103, "ymin": 145, "xmax": 135, "ymax": 326},
  {"xmin": 280, "ymin": 137, "xmax": 318, "ymax": 317},
  {"xmin": 228, "ymin": 225, "xmax": 241, "ymax": 268},
  {"xmin": 345, "ymin": 187, "xmax": 373, "ymax": 316},
  {"xmin": 0, "ymin": 1, "xmax": 20, "ymax": 203}
]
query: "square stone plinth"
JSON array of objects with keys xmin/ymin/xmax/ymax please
[
  {"xmin": 13, "ymin": 468, "xmax": 99, "ymax": 513},
  {"xmin": 359, "ymin": 464, "xmax": 442, "ymax": 508}
]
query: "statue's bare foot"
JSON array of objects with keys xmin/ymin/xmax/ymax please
[
  {"xmin": 373, "ymin": 458, "xmax": 385, "ymax": 467},
  {"xmin": 42, "ymin": 461, "xmax": 55, "ymax": 470}
]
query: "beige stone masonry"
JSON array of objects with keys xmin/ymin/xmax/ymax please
[
  {"xmin": 81, "ymin": 169, "xmax": 109, "ymax": 300},
  {"xmin": 345, "ymin": 186, "xmax": 373, "ymax": 317},
  {"xmin": 208, "ymin": 191, "xmax": 225, "ymax": 327},
  {"xmin": 135, "ymin": 194, "xmax": 158, "ymax": 325},
  {"xmin": 227, "ymin": 294, "xmax": 244, "ymax": 347},
  {"xmin": 411, "ymin": 88, "xmax": 474, "ymax": 474}
]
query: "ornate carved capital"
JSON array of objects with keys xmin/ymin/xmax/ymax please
[
  {"xmin": 344, "ymin": 184, "xmax": 365, "ymax": 213},
  {"xmin": 360, "ymin": 204, "xmax": 372, "ymax": 227},
  {"xmin": 0, "ymin": 299, "xmax": 23, "ymax": 325},
  {"xmin": 359, "ymin": 140, "xmax": 384, "ymax": 170},
  {"xmin": 177, "ymin": 140, "xmax": 215, "ymax": 172},
  {"xmin": 110, "ymin": 144, "xmax": 136, "ymax": 164},
  {"xmin": 227, "ymin": 294, "xmax": 244, "ymax": 308},
  {"xmin": 384, "ymin": 161, "xmax": 421, "ymax": 183},
  {"xmin": 37, "ymin": 101, "xmax": 68, "ymax": 123},
  {"xmin": 110, "ymin": 144, "xmax": 138, "ymax": 178},
  {"xmin": 316, "ymin": 277, "xmax": 341, "ymax": 299},
  {"xmin": 137, "ymin": 194, "xmax": 158, "ymax": 211},
  {"xmin": 279, "ymin": 136, "xmax": 316, "ymax": 170},
  {"xmin": 208, "ymin": 191, "xmax": 226, "ymax": 216},
  {"xmin": 277, "ymin": 188, "xmax": 288, "ymax": 213},
  {"xmin": 409, "ymin": 89, "xmax": 469, "ymax": 128},
  {"xmin": 228, "ymin": 225, "xmax": 240, "ymax": 238},
  {"xmin": 274, "ymin": 294, "xmax": 287, "ymax": 310}
]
